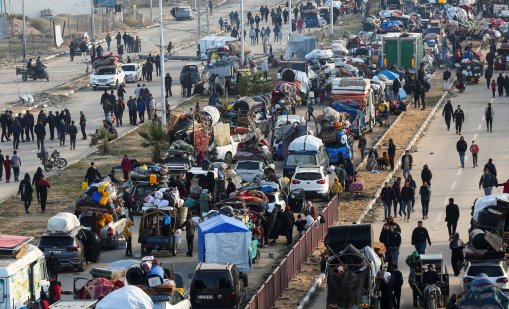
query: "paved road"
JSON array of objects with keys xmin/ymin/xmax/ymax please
[{"xmin": 311, "ymin": 80, "xmax": 507, "ymax": 308}]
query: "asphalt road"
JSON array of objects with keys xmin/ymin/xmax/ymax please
[{"xmin": 311, "ymin": 80, "xmax": 508, "ymax": 308}]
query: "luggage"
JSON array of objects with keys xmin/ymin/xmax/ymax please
[
  {"xmin": 349, "ymin": 180, "xmax": 364, "ymax": 192},
  {"xmin": 321, "ymin": 131, "xmax": 339, "ymax": 144},
  {"xmin": 92, "ymin": 191, "xmax": 103, "ymax": 203},
  {"xmin": 47, "ymin": 212, "xmax": 80, "ymax": 233}
]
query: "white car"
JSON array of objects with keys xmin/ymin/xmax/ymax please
[
  {"xmin": 90, "ymin": 66, "xmax": 126, "ymax": 90},
  {"xmin": 460, "ymin": 261, "xmax": 509, "ymax": 292},
  {"xmin": 209, "ymin": 135, "xmax": 242, "ymax": 164},
  {"xmin": 121, "ymin": 63, "xmax": 142, "ymax": 83},
  {"xmin": 235, "ymin": 160, "xmax": 265, "ymax": 183},
  {"xmin": 266, "ymin": 191, "xmax": 287, "ymax": 213},
  {"xmin": 289, "ymin": 165, "xmax": 330, "ymax": 199}
]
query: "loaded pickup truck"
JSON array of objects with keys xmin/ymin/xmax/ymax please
[
  {"xmin": 209, "ymin": 134, "xmax": 242, "ymax": 164},
  {"xmin": 79, "ymin": 211, "xmax": 128, "ymax": 249}
]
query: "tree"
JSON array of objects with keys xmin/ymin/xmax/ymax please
[
  {"xmin": 138, "ymin": 119, "xmax": 169, "ymax": 162},
  {"xmin": 89, "ymin": 128, "xmax": 113, "ymax": 155}
]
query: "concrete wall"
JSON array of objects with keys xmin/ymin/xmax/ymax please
[{"xmin": 6, "ymin": 0, "xmax": 92, "ymax": 18}]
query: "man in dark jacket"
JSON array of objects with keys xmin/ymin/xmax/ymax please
[
  {"xmin": 497, "ymin": 73, "xmax": 504, "ymax": 96},
  {"xmin": 445, "ymin": 198, "xmax": 460, "ymax": 240},
  {"xmin": 484, "ymin": 158, "xmax": 497, "ymax": 176},
  {"xmin": 419, "ymin": 183, "xmax": 431, "ymax": 219},
  {"xmin": 388, "ymin": 139, "xmax": 396, "ymax": 170},
  {"xmin": 391, "ymin": 264, "xmax": 404, "ymax": 309},
  {"xmin": 411, "ymin": 221, "xmax": 431, "ymax": 254},
  {"xmin": 1, "ymin": 110, "xmax": 10, "ymax": 142},
  {"xmin": 127, "ymin": 96, "xmax": 137, "ymax": 125},
  {"xmin": 84, "ymin": 162, "xmax": 101, "ymax": 184},
  {"xmin": 37, "ymin": 110, "xmax": 47, "ymax": 125},
  {"xmin": 453, "ymin": 105, "xmax": 465, "ymax": 135},
  {"xmin": 34, "ymin": 120, "xmax": 46, "ymax": 151},
  {"xmin": 479, "ymin": 167, "xmax": 497, "ymax": 196},
  {"xmin": 442, "ymin": 100, "xmax": 454, "ymax": 131},
  {"xmin": 386, "ymin": 225, "xmax": 401, "ymax": 266},
  {"xmin": 400, "ymin": 180, "xmax": 414, "ymax": 221},
  {"xmin": 449, "ymin": 233, "xmax": 465, "ymax": 276},
  {"xmin": 379, "ymin": 223, "xmax": 390, "ymax": 258},
  {"xmin": 165, "ymin": 73, "xmax": 173, "ymax": 97},
  {"xmin": 46, "ymin": 111, "xmax": 56, "ymax": 140},
  {"xmin": 392, "ymin": 77, "xmax": 401, "ymax": 100},
  {"xmin": 421, "ymin": 164, "xmax": 432, "ymax": 187},
  {"xmin": 456, "ymin": 136, "xmax": 468, "ymax": 168},
  {"xmin": 401, "ymin": 150, "xmax": 413, "ymax": 180},
  {"xmin": 381, "ymin": 182, "xmax": 394, "ymax": 220},
  {"xmin": 145, "ymin": 60, "xmax": 154, "ymax": 82},
  {"xmin": 443, "ymin": 68, "xmax": 451, "ymax": 91},
  {"xmin": 68, "ymin": 121, "xmax": 78, "ymax": 150},
  {"xmin": 22, "ymin": 110, "xmax": 34, "ymax": 142},
  {"xmin": 282, "ymin": 207, "xmax": 295, "ymax": 244}
]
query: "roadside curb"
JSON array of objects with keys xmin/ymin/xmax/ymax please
[
  {"xmin": 354, "ymin": 88, "xmax": 451, "ymax": 224},
  {"xmin": 297, "ymin": 273, "xmax": 325, "ymax": 309}
]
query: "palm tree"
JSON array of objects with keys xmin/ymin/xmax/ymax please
[{"xmin": 138, "ymin": 119, "xmax": 169, "ymax": 162}]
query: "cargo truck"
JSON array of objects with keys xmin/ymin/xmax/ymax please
[{"xmin": 380, "ymin": 33, "xmax": 423, "ymax": 76}]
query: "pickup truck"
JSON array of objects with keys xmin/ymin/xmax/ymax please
[
  {"xmin": 79, "ymin": 211, "xmax": 128, "ymax": 249},
  {"xmin": 209, "ymin": 134, "xmax": 242, "ymax": 164},
  {"xmin": 90, "ymin": 65, "xmax": 126, "ymax": 90}
]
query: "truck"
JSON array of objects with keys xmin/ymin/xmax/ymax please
[
  {"xmin": 197, "ymin": 36, "xmax": 237, "ymax": 60},
  {"xmin": 209, "ymin": 134, "xmax": 242, "ymax": 165},
  {"xmin": 380, "ymin": 32, "xmax": 423, "ymax": 76},
  {"xmin": 324, "ymin": 224, "xmax": 383, "ymax": 309},
  {"xmin": 0, "ymin": 235, "xmax": 49, "ymax": 309},
  {"xmin": 78, "ymin": 210, "xmax": 128, "ymax": 249}
]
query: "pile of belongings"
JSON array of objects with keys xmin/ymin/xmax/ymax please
[
  {"xmin": 96, "ymin": 286, "xmax": 153, "ymax": 309},
  {"xmin": 76, "ymin": 277, "xmax": 125, "ymax": 299},
  {"xmin": 456, "ymin": 59, "xmax": 484, "ymax": 78},
  {"xmin": 169, "ymin": 140, "xmax": 194, "ymax": 153},
  {"xmin": 458, "ymin": 274, "xmax": 509, "ymax": 308},
  {"xmin": 235, "ymin": 129, "xmax": 271, "ymax": 160},
  {"xmin": 378, "ymin": 19, "xmax": 404, "ymax": 33},
  {"xmin": 242, "ymin": 181, "xmax": 281, "ymax": 193},
  {"xmin": 93, "ymin": 55, "xmax": 122, "ymax": 69},
  {"xmin": 131, "ymin": 164, "xmax": 169, "ymax": 182},
  {"xmin": 142, "ymin": 187, "xmax": 183, "ymax": 212},
  {"xmin": 79, "ymin": 176, "xmax": 121, "ymax": 209},
  {"xmin": 304, "ymin": 49, "xmax": 334, "ymax": 61},
  {"xmin": 47, "ymin": 212, "xmax": 81, "ymax": 233}
]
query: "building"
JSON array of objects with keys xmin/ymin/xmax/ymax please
[{"xmin": 4, "ymin": 0, "xmax": 117, "ymax": 19}]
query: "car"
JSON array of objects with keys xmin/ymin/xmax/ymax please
[
  {"xmin": 90, "ymin": 66, "xmax": 126, "ymax": 90},
  {"xmin": 38, "ymin": 226, "xmax": 89, "ymax": 272},
  {"xmin": 235, "ymin": 160, "xmax": 266, "ymax": 183},
  {"xmin": 209, "ymin": 134, "xmax": 242, "ymax": 164},
  {"xmin": 266, "ymin": 191, "xmax": 287, "ymax": 213},
  {"xmin": 175, "ymin": 6, "xmax": 194, "ymax": 21},
  {"xmin": 190, "ymin": 262, "xmax": 247, "ymax": 309},
  {"xmin": 304, "ymin": 12, "xmax": 324, "ymax": 28},
  {"xmin": 289, "ymin": 165, "xmax": 330, "ymax": 198},
  {"xmin": 121, "ymin": 63, "xmax": 142, "ymax": 83},
  {"xmin": 460, "ymin": 261, "xmax": 509, "ymax": 292}
]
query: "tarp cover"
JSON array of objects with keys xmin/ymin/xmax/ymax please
[
  {"xmin": 472, "ymin": 194, "xmax": 509, "ymax": 221},
  {"xmin": 284, "ymin": 34, "xmax": 317, "ymax": 60},
  {"xmin": 202, "ymin": 106, "xmax": 220, "ymax": 126},
  {"xmin": 305, "ymin": 49, "xmax": 334, "ymax": 60},
  {"xmin": 198, "ymin": 214, "xmax": 252, "ymax": 273},
  {"xmin": 96, "ymin": 285, "xmax": 153, "ymax": 309},
  {"xmin": 374, "ymin": 69, "xmax": 400, "ymax": 80},
  {"xmin": 288, "ymin": 135, "xmax": 324, "ymax": 152},
  {"xmin": 459, "ymin": 275, "xmax": 509, "ymax": 309},
  {"xmin": 47, "ymin": 212, "xmax": 81, "ymax": 233}
]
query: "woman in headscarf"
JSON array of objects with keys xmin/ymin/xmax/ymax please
[
  {"xmin": 379, "ymin": 271, "xmax": 394, "ymax": 309},
  {"xmin": 18, "ymin": 173, "xmax": 33, "ymax": 214}
]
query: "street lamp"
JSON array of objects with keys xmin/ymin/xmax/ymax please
[
  {"xmin": 240, "ymin": 0, "xmax": 245, "ymax": 65},
  {"xmin": 159, "ymin": 0, "xmax": 166, "ymax": 126}
]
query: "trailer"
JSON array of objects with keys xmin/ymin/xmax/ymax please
[{"xmin": 380, "ymin": 32, "xmax": 423, "ymax": 76}]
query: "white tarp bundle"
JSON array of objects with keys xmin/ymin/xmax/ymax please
[
  {"xmin": 305, "ymin": 48, "xmax": 334, "ymax": 60},
  {"xmin": 293, "ymin": 70, "xmax": 311, "ymax": 93},
  {"xmin": 361, "ymin": 246, "xmax": 382, "ymax": 277},
  {"xmin": 202, "ymin": 106, "xmax": 220, "ymax": 126},
  {"xmin": 445, "ymin": 7, "xmax": 468, "ymax": 23},
  {"xmin": 47, "ymin": 212, "xmax": 80, "ymax": 233},
  {"xmin": 331, "ymin": 40, "xmax": 348, "ymax": 55},
  {"xmin": 96, "ymin": 286, "xmax": 153, "ymax": 309},
  {"xmin": 288, "ymin": 135, "xmax": 324, "ymax": 152},
  {"xmin": 473, "ymin": 194, "xmax": 509, "ymax": 221}
]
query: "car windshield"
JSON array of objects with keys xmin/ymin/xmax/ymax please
[
  {"xmin": 193, "ymin": 271, "xmax": 232, "ymax": 290},
  {"xmin": 467, "ymin": 265, "xmax": 505, "ymax": 277},
  {"xmin": 236, "ymin": 161, "xmax": 261, "ymax": 170},
  {"xmin": 96, "ymin": 68, "xmax": 115, "ymax": 75},
  {"xmin": 295, "ymin": 172, "xmax": 322, "ymax": 180},
  {"xmin": 286, "ymin": 154, "xmax": 317, "ymax": 166},
  {"xmin": 122, "ymin": 65, "xmax": 136, "ymax": 71},
  {"xmin": 39, "ymin": 236, "xmax": 74, "ymax": 247}
]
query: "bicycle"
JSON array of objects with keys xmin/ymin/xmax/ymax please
[{"xmin": 165, "ymin": 49, "xmax": 179, "ymax": 57}]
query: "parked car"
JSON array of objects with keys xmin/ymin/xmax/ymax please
[
  {"xmin": 235, "ymin": 160, "xmax": 266, "ymax": 183},
  {"xmin": 78, "ymin": 211, "xmax": 128, "ymax": 249},
  {"xmin": 460, "ymin": 261, "xmax": 509, "ymax": 292},
  {"xmin": 284, "ymin": 135, "xmax": 329, "ymax": 178},
  {"xmin": 289, "ymin": 165, "xmax": 330, "ymax": 199},
  {"xmin": 121, "ymin": 63, "xmax": 142, "ymax": 83},
  {"xmin": 190, "ymin": 262, "xmax": 247, "ymax": 309},
  {"xmin": 90, "ymin": 66, "xmax": 126, "ymax": 90},
  {"xmin": 304, "ymin": 12, "xmax": 325, "ymax": 28},
  {"xmin": 209, "ymin": 135, "xmax": 242, "ymax": 164},
  {"xmin": 174, "ymin": 6, "xmax": 194, "ymax": 20},
  {"xmin": 38, "ymin": 226, "xmax": 89, "ymax": 271}
]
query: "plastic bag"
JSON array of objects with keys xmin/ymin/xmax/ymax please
[{"xmin": 164, "ymin": 215, "xmax": 171, "ymax": 225}]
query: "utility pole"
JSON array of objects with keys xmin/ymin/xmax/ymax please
[
  {"xmin": 330, "ymin": 0, "xmax": 333, "ymax": 34},
  {"xmin": 206, "ymin": 0, "xmax": 209, "ymax": 34},
  {"xmin": 240, "ymin": 0, "xmax": 244, "ymax": 64},
  {"xmin": 288, "ymin": 0, "xmax": 292, "ymax": 36},
  {"xmin": 159, "ymin": 0, "xmax": 166, "ymax": 126},
  {"xmin": 150, "ymin": 0, "xmax": 153, "ymax": 24},
  {"xmin": 91, "ymin": 0, "xmax": 95, "ymax": 42},
  {"xmin": 21, "ymin": 0, "xmax": 26, "ymax": 61},
  {"xmin": 197, "ymin": 0, "xmax": 201, "ymax": 40}
]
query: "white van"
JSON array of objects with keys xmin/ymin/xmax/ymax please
[{"xmin": 0, "ymin": 241, "xmax": 48, "ymax": 309}]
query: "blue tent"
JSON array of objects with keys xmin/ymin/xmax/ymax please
[
  {"xmin": 198, "ymin": 214, "xmax": 252, "ymax": 273},
  {"xmin": 375, "ymin": 69, "xmax": 400, "ymax": 80}
]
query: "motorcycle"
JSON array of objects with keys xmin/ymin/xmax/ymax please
[{"xmin": 38, "ymin": 147, "xmax": 67, "ymax": 172}]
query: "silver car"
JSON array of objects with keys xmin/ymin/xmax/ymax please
[
  {"xmin": 121, "ymin": 64, "xmax": 142, "ymax": 83},
  {"xmin": 175, "ymin": 6, "xmax": 194, "ymax": 20},
  {"xmin": 38, "ymin": 227, "xmax": 88, "ymax": 272}
]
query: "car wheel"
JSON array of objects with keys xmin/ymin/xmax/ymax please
[{"xmin": 77, "ymin": 259, "xmax": 87, "ymax": 272}]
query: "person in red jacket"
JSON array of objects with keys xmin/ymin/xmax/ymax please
[
  {"xmin": 491, "ymin": 80, "xmax": 497, "ymax": 97},
  {"xmin": 48, "ymin": 275, "xmax": 61, "ymax": 305},
  {"xmin": 498, "ymin": 179, "xmax": 509, "ymax": 194},
  {"xmin": 121, "ymin": 154, "xmax": 131, "ymax": 181},
  {"xmin": 469, "ymin": 141, "xmax": 480, "ymax": 168}
]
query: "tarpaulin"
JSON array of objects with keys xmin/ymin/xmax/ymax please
[{"xmin": 96, "ymin": 0, "xmax": 116, "ymax": 7}]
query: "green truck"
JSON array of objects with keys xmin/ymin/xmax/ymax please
[{"xmin": 380, "ymin": 32, "xmax": 423, "ymax": 75}]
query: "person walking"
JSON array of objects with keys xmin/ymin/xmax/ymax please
[
  {"xmin": 386, "ymin": 225, "xmax": 401, "ymax": 266},
  {"xmin": 46, "ymin": 253, "xmax": 61, "ymax": 280},
  {"xmin": 411, "ymin": 221, "xmax": 431, "ymax": 254},
  {"xmin": 105, "ymin": 33, "xmax": 112, "ymax": 51},
  {"xmin": 114, "ymin": 98, "xmax": 125, "ymax": 126},
  {"xmin": 124, "ymin": 219, "xmax": 133, "ymax": 257},
  {"xmin": 84, "ymin": 162, "xmax": 101, "ymax": 185},
  {"xmin": 38, "ymin": 175, "xmax": 50, "ymax": 213},
  {"xmin": 442, "ymin": 100, "xmax": 453, "ymax": 131},
  {"xmin": 69, "ymin": 41, "xmax": 75, "ymax": 62},
  {"xmin": 497, "ymin": 72, "xmax": 504, "ymax": 96},
  {"xmin": 165, "ymin": 73, "xmax": 173, "ymax": 97},
  {"xmin": 388, "ymin": 139, "xmax": 396, "ymax": 170},
  {"xmin": 420, "ymin": 164, "xmax": 432, "ymax": 187},
  {"xmin": 121, "ymin": 155, "xmax": 131, "ymax": 181},
  {"xmin": 184, "ymin": 212, "xmax": 196, "ymax": 256},
  {"xmin": 34, "ymin": 120, "xmax": 46, "ymax": 151},
  {"xmin": 485, "ymin": 66, "xmax": 493, "ymax": 89},
  {"xmin": 484, "ymin": 158, "xmax": 497, "ymax": 177},
  {"xmin": 469, "ymin": 141, "xmax": 479, "ymax": 168},
  {"xmin": 0, "ymin": 150, "xmax": 3, "ymax": 181},
  {"xmin": 3, "ymin": 155, "xmax": 11, "ymax": 183},
  {"xmin": 282, "ymin": 206, "xmax": 295, "ymax": 244},
  {"xmin": 449, "ymin": 233, "xmax": 465, "ymax": 276},
  {"xmin": 379, "ymin": 272, "xmax": 394, "ymax": 309},
  {"xmin": 57, "ymin": 119, "xmax": 66, "ymax": 147},
  {"xmin": 401, "ymin": 150, "xmax": 413, "ymax": 180},
  {"xmin": 419, "ymin": 182, "xmax": 431, "ymax": 219},
  {"xmin": 392, "ymin": 177, "xmax": 402, "ymax": 218},
  {"xmin": 68, "ymin": 121, "xmax": 78, "ymax": 150},
  {"xmin": 391, "ymin": 264, "xmax": 403, "ymax": 308},
  {"xmin": 307, "ymin": 104, "xmax": 315, "ymax": 121},
  {"xmin": 11, "ymin": 118, "xmax": 22, "ymax": 150},
  {"xmin": 491, "ymin": 79, "xmax": 497, "ymax": 97},
  {"xmin": 443, "ymin": 68, "xmax": 451, "ymax": 91},
  {"xmin": 456, "ymin": 136, "xmax": 468, "ymax": 168},
  {"xmin": 154, "ymin": 54, "xmax": 161, "ymax": 76},
  {"xmin": 358, "ymin": 135, "xmax": 367, "ymax": 159},
  {"xmin": 11, "ymin": 151, "xmax": 21, "ymax": 182},
  {"xmin": 445, "ymin": 198, "xmax": 460, "ymax": 240},
  {"xmin": 479, "ymin": 167, "xmax": 497, "ymax": 196},
  {"xmin": 453, "ymin": 105, "xmax": 465, "ymax": 135},
  {"xmin": 145, "ymin": 59, "xmax": 153, "ymax": 82},
  {"xmin": 78, "ymin": 111, "xmax": 87, "ymax": 140},
  {"xmin": 18, "ymin": 173, "xmax": 33, "ymax": 214},
  {"xmin": 400, "ymin": 180, "xmax": 413, "ymax": 221},
  {"xmin": 381, "ymin": 182, "xmax": 395, "ymax": 220},
  {"xmin": 32, "ymin": 167, "xmax": 43, "ymax": 203},
  {"xmin": 47, "ymin": 111, "xmax": 55, "ymax": 140},
  {"xmin": 485, "ymin": 103, "xmax": 494, "ymax": 132},
  {"xmin": 137, "ymin": 97, "xmax": 145, "ymax": 123}
]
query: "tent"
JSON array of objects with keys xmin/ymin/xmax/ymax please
[
  {"xmin": 284, "ymin": 34, "xmax": 317, "ymax": 60},
  {"xmin": 374, "ymin": 69, "xmax": 399, "ymax": 80},
  {"xmin": 96, "ymin": 286, "xmax": 153, "ymax": 309},
  {"xmin": 198, "ymin": 214, "xmax": 252, "ymax": 273}
]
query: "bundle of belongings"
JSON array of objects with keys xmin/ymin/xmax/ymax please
[
  {"xmin": 131, "ymin": 164, "xmax": 169, "ymax": 182},
  {"xmin": 142, "ymin": 187, "xmax": 183, "ymax": 212},
  {"xmin": 93, "ymin": 55, "xmax": 122, "ymax": 69},
  {"xmin": 47, "ymin": 212, "xmax": 81, "ymax": 233},
  {"xmin": 76, "ymin": 277, "xmax": 125, "ymax": 299},
  {"xmin": 235, "ymin": 129, "xmax": 271, "ymax": 160},
  {"xmin": 78, "ymin": 176, "xmax": 121, "ymax": 209}
]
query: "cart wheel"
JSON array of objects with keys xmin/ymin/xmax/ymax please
[
  {"xmin": 77, "ymin": 259, "xmax": 87, "ymax": 272},
  {"xmin": 22, "ymin": 73, "xmax": 27, "ymax": 81}
]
